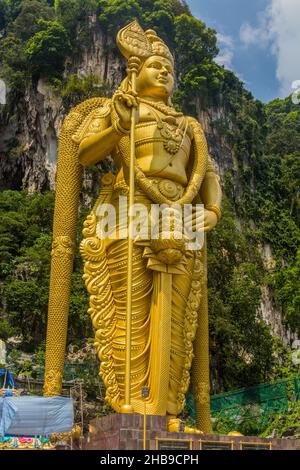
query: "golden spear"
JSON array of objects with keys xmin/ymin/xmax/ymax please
[{"xmin": 116, "ymin": 22, "xmax": 152, "ymax": 412}]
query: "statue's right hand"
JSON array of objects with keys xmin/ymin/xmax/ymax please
[{"xmin": 111, "ymin": 90, "xmax": 139, "ymax": 134}]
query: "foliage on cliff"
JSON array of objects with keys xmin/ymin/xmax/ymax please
[
  {"xmin": 0, "ymin": 190, "xmax": 92, "ymax": 348},
  {"xmin": 0, "ymin": 0, "xmax": 299, "ymax": 394}
]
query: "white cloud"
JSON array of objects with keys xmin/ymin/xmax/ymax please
[
  {"xmin": 269, "ymin": 0, "xmax": 300, "ymax": 97},
  {"xmin": 239, "ymin": 18, "xmax": 271, "ymax": 48},
  {"xmin": 215, "ymin": 33, "xmax": 234, "ymax": 68},
  {"xmin": 239, "ymin": 0, "xmax": 300, "ymax": 97}
]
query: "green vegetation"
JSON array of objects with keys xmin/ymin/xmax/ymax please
[
  {"xmin": 262, "ymin": 399, "xmax": 300, "ymax": 438},
  {"xmin": 208, "ymin": 199, "xmax": 274, "ymax": 391},
  {"xmin": 26, "ymin": 20, "xmax": 71, "ymax": 78},
  {"xmin": 61, "ymin": 73, "xmax": 111, "ymax": 107},
  {"xmin": 0, "ymin": 191, "xmax": 92, "ymax": 350}
]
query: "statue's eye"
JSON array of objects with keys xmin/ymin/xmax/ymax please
[{"xmin": 149, "ymin": 63, "xmax": 161, "ymax": 69}]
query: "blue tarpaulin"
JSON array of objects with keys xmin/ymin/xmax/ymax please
[
  {"xmin": 0, "ymin": 369, "xmax": 14, "ymax": 388},
  {"xmin": 0, "ymin": 396, "xmax": 73, "ymax": 436}
]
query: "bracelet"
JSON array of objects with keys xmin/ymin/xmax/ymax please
[
  {"xmin": 112, "ymin": 119, "xmax": 130, "ymax": 136},
  {"xmin": 206, "ymin": 204, "xmax": 222, "ymax": 222}
]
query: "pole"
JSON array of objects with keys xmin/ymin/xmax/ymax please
[
  {"xmin": 142, "ymin": 386, "xmax": 149, "ymax": 450},
  {"xmin": 143, "ymin": 400, "xmax": 146, "ymax": 450},
  {"xmin": 4, "ymin": 368, "xmax": 8, "ymax": 389},
  {"xmin": 70, "ymin": 386, "xmax": 73, "ymax": 451},
  {"xmin": 121, "ymin": 57, "xmax": 140, "ymax": 413},
  {"xmin": 80, "ymin": 382, "xmax": 84, "ymax": 450}
]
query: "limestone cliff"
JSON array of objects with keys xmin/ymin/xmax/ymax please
[{"xmin": 0, "ymin": 16, "xmax": 296, "ymax": 347}]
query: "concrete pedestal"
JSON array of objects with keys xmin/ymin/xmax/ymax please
[{"xmin": 83, "ymin": 414, "xmax": 299, "ymax": 450}]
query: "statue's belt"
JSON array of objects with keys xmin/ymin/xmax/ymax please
[{"xmin": 114, "ymin": 177, "xmax": 185, "ymax": 202}]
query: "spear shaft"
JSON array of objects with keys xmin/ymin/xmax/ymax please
[{"xmin": 122, "ymin": 57, "xmax": 140, "ymax": 413}]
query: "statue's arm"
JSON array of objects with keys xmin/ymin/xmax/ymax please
[
  {"xmin": 200, "ymin": 156, "xmax": 222, "ymax": 222},
  {"xmin": 78, "ymin": 91, "xmax": 138, "ymax": 167},
  {"xmin": 78, "ymin": 125, "xmax": 122, "ymax": 167}
]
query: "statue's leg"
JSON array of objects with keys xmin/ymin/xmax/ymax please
[
  {"xmin": 146, "ymin": 270, "xmax": 173, "ymax": 415},
  {"xmin": 167, "ymin": 255, "xmax": 195, "ymax": 416},
  {"xmin": 106, "ymin": 240, "xmax": 153, "ymax": 406}
]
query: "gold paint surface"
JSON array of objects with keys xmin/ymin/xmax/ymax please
[{"xmin": 44, "ymin": 22, "xmax": 222, "ymax": 432}]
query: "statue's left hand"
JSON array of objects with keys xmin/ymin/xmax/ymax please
[
  {"xmin": 111, "ymin": 90, "xmax": 139, "ymax": 132},
  {"xmin": 203, "ymin": 210, "xmax": 218, "ymax": 232},
  {"xmin": 185, "ymin": 208, "xmax": 218, "ymax": 233}
]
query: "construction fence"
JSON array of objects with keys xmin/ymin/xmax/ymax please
[{"xmin": 187, "ymin": 376, "xmax": 300, "ymax": 428}]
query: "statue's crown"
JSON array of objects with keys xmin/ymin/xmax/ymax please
[
  {"xmin": 145, "ymin": 29, "xmax": 174, "ymax": 65},
  {"xmin": 117, "ymin": 21, "xmax": 174, "ymax": 67}
]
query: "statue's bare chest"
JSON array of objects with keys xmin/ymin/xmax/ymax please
[{"xmin": 136, "ymin": 103, "xmax": 192, "ymax": 157}]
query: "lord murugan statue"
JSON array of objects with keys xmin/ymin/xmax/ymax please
[{"xmin": 44, "ymin": 21, "xmax": 222, "ymax": 433}]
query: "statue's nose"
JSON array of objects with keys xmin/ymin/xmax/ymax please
[{"xmin": 160, "ymin": 67, "xmax": 168, "ymax": 76}]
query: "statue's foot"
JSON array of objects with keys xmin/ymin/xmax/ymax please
[{"xmin": 167, "ymin": 417, "xmax": 203, "ymax": 434}]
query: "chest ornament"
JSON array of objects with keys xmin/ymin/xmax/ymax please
[
  {"xmin": 140, "ymin": 99, "xmax": 188, "ymax": 156},
  {"xmin": 157, "ymin": 121, "xmax": 184, "ymax": 155}
]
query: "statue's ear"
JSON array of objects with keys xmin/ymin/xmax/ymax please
[{"xmin": 119, "ymin": 77, "xmax": 130, "ymax": 93}]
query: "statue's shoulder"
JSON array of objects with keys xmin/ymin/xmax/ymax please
[
  {"xmin": 185, "ymin": 115, "xmax": 217, "ymax": 172},
  {"xmin": 61, "ymin": 97, "xmax": 112, "ymax": 144},
  {"xmin": 184, "ymin": 115, "xmax": 206, "ymax": 140},
  {"xmin": 185, "ymin": 115, "xmax": 204, "ymax": 129}
]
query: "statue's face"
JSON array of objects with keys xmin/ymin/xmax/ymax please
[{"xmin": 136, "ymin": 55, "xmax": 174, "ymax": 100}]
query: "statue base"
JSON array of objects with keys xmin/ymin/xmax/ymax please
[{"xmin": 83, "ymin": 414, "xmax": 298, "ymax": 451}]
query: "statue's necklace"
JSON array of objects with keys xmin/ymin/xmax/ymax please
[
  {"xmin": 139, "ymin": 99, "xmax": 187, "ymax": 155},
  {"xmin": 139, "ymin": 98, "xmax": 183, "ymax": 118}
]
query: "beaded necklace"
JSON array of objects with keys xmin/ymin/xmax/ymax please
[
  {"xmin": 139, "ymin": 98, "xmax": 183, "ymax": 118},
  {"xmin": 139, "ymin": 98, "xmax": 187, "ymax": 156}
]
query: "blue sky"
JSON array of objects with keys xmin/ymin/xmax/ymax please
[{"xmin": 186, "ymin": 0, "xmax": 300, "ymax": 103}]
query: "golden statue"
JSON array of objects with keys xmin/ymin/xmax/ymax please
[{"xmin": 44, "ymin": 21, "xmax": 222, "ymax": 434}]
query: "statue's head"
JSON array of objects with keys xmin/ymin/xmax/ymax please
[
  {"xmin": 136, "ymin": 53, "xmax": 174, "ymax": 100},
  {"xmin": 117, "ymin": 22, "xmax": 175, "ymax": 102}
]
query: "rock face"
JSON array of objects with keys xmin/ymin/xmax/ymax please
[
  {"xmin": 0, "ymin": 17, "xmax": 124, "ymax": 193},
  {"xmin": 259, "ymin": 285, "xmax": 296, "ymax": 345},
  {"xmin": 198, "ymin": 106, "xmax": 233, "ymax": 175},
  {"xmin": 0, "ymin": 20, "xmax": 295, "ymax": 345},
  {"xmin": 257, "ymin": 243, "xmax": 296, "ymax": 344},
  {"xmin": 0, "ymin": 340, "xmax": 6, "ymax": 364},
  {"xmin": 0, "ymin": 80, "xmax": 63, "ymax": 192},
  {"xmin": 69, "ymin": 19, "xmax": 124, "ymax": 86}
]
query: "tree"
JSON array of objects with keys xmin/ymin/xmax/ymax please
[
  {"xmin": 138, "ymin": 0, "xmax": 190, "ymax": 18},
  {"xmin": 141, "ymin": 0, "xmax": 175, "ymax": 47},
  {"xmin": 0, "ymin": 33, "xmax": 28, "ymax": 97},
  {"xmin": 265, "ymin": 102, "xmax": 300, "ymax": 156},
  {"xmin": 98, "ymin": 0, "xmax": 142, "ymax": 35},
  {"xmin": 0, "ymin": 190, "xmax": 94, "ymax": 350},
  {"xmin": 12, "ymin": 0, "xmax": 54, "ymax": 41},
  {"xmin": 26, "ymin": 20, "xmax": 71, "ymax": 77},
  {"xmin": 169, "ymin": 0, "xmax": 190, "ymax": 16},
  {"xmin": 55, "ymin": 0, "xmax": 98, "ymax": 36},
  {"xmin": 276, "ymin": 250, "xmax": 300, "ymax": 334},
  {"xmin": 175, "ymin": 14, "xmax": 218, "ymax": 74},
  {"xmin": 5, "ymin": 279, "xmax": 48, "ymax": 347},
  {"xmin": 280, "ymin": 153, "xmax": 300, "ymax": 218},
  {"xmin": 0, "ymin": 1, "xmax": 7, "ymax": 30},
  {"xmin": 0, "ymin": 33, "xmax": 26, "ymax": 69},
  {"xmin": 172, "ymin": 13, "xmax": 221, "ymax": 111},
  {"xmin": 61, "ymin": 73, "xmax": 111, "ymax": 108},
  {"xmin": 207, "ymin": 199, "xmax": 274, "ymax": 392},
  {"xmin": 0, "ymin": 0, "xmax": 23, "ymax": 30},
  {"xmin": 175, "ymin": 62, "xmax": 224, "ymax": 111}
]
